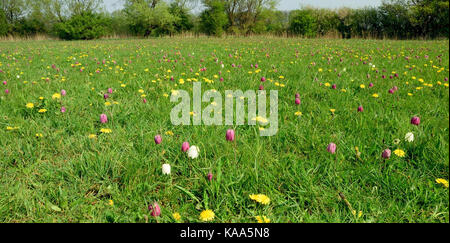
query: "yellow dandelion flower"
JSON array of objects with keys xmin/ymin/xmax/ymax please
[
  {"xmin": 394, "ymin": 149, "xmax": 405, "ymax": 157},
  {"xmin": 249, "ymin": 194, "xmax": 270, "ymax": 205},
  {"xmin": 165, "ymin": 131, "xmax": 174, "ymax": 136},
  {"xmin": 435, "ymin": 178, "xmax": 449, "ymax": 188},
  {"xmin": 295, "ymin": 111, "xmax": 302, "ymax": 116},
  {"xmin": 255, "ymin": 216, "xmax": 270, "ymax": 223},
  {"xmin": 172, "ymin": 212, "xmax": 181, "ymax": 221},
  {"xmin": 372, "ymin": 93, "xmax": 379, "ymax": 98},
  {"xmin": 100, "ymin": 128, "xmax": 112, "ymax": 134},
  {"xmin": 52, "ymin": 93, "xmax": 61, "ymax": 99},
  {"xmin": 88, "ymin": 134, "xmax": 97, "ymax": 139},
  {"xmin": 360, "ymin": 84, "xmax": 365, "ymax": 89},
  {"xmin": 108, "ymin": 200, "xmax": 114, "ymax": 206},
  {"xmin": 352, "ymin": 210, "xmax": 363, "ymax": 219},
  {"xmin": 251, "ymin": 116, "xmax": 268, "ymax": 124},
  {"xmin": 330, "ymin": 109, "xmax": 336, "ymax": 113},
  {"xmin": 105, "ymin": 101, "xmax": 111, "ymax": 106},
  {"xmin": 199, "ymin": 209, "xmax": 215, "ymax": 222},
  {"xmin": 38, "ymin": 109, "xmax": 47, "ymax": 113},
  {"xmin": 26, "ymin": 102, "xmax": 34, "ymax": 109}
]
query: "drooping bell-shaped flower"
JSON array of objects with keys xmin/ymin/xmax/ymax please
[{"xmin": 226, "ymin": 129, "xmax": 235, "ymax": 141}]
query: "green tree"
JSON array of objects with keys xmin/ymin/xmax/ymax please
[
  {"xmin": 0, "ymin": 0, "xmax": 27, "ymax": 23},
  {"xmin": 350, "ymin": 7, "xmax": 382, "ymax": 38},
  {"xmin": 220, "ymin": 0, "xmax": 278, "ymax": 34},
  {"xmin": 124, "ymin": 0, "xmax": 178, "ymax": 37},
  {"xmin": 68, "ymin": 0, "xmax": 104, "ymax": 15},
  {"xmin": 169, "ymin": 1, "xmax": 194, "ymax": 33},
  {"xmin": 336, "ymin": 8, "xmax": 354, "ymax": 39},
  {"xmin": 378, "ymin": 0, "xmax": 412, "ymax": 39},
  {"xmin": 0, "ymin": 9, "xmax": 8, "ymax": 36},
  {"xmin": 253, "ymin": 9, "xmax": 288, "ymax": 35},
  {"xmin": 53, "ymin": 11, "xmax": 107, "ymax": 40},
  {"xmin": 288, "ymin": 9, "xmax": 316, "ymax": 37},
  {"xmin": 12, "ymin": 16, "xmax": 47, "ymax": 36},
  {"xmin": 200, "ymin": 0, "xmax": 228, "ymax": 36},
  {"xmin": 106, "ymin": 10, "xmax": 131, "ymax": 36},
  {"xmin": 310, "ymin": 8, "xmax": 339, "ymax": 37},
  {"xmin": 409, "ymin": 0, "xmax": 449, "ymax": 38}
]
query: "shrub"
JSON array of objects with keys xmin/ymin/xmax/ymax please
[
  {"xmin": 12, "ymin": 17, "xmax": 47, "ymax": 36},
  {"xmin": 54, "ymin": 12, "xmax": 107, "ymax": 40},
  {"xmin": 0, "ymin": 10, "xmax": 8, "ymax": 36},
  {"xmin": 169, "ymin": 2, "xmax": 194, "ymax": 33},
  {"xmin": 200, "ymin": 0, "xmax": 228, "ymax": 37},
  {"xmin": 288, "ymin": 10, "xmax": 316, "ymax": 37}
]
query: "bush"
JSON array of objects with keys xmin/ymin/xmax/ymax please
[
  {"xmin": 169, "ymin": 3, "xmax": 194, "ymax": 33},
  {"xmin": 200, "ymin": 0, "xmax": 228, "ymax": 37},
  {"xmin": 289, "ymin": 10, "xmax": 316, "ymax": 37},
  {"xmin": 54, "ymin": 12, "xmax": 107, "ymax": 40},
  {"xmin": 12, "ymin": 17, "xmax": 47, "ymax": 36},
  {"xmin": 0, "ymin": 10, "xmax": 8, "ymax": 36}
]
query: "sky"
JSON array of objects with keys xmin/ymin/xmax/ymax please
[{"xmin": 102, "ymin": 0, "xmax": 384, "ymax": 12}]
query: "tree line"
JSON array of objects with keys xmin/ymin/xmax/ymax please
[{"xmin": 0, "ymin": 0, "xmax": 448, "ymax": 40}]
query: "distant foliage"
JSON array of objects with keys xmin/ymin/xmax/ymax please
[
  {"xmin": 200, "ymin": 0, "xmax": 228, "ymax": 37},
  {"xmin": 288, "ymin": 10, "xmax": 316, "ymax": 37},
  {"xmin": 53, "ymin": 12, "xmax": 107, "ymax": 40},
  {"xmin": 12, "ymin": 18, "xmax": 47, "ymax": 36},
  {"xmin": 0, "ymin": 0, "xmax": 448, "ymax": 39},
  {"xmin": 169, "ymin": 2, "xmax": 194, "ymax": 33},
  {"xmin": 0, "ymin": 10, "xmax": 8, "ymax": 36},
  {"xmin": 124, "ymin": 0, "xmax": 178, "ymax": 37}
]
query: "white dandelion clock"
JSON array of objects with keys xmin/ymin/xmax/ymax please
[
  {"xmin": 405, "ymin": 132, "xmax": 414, "ymax": 142},
  {"xmin": 162, "ymin": 163, "xmax": 171, "ymax": 175},
  {"xmin": 187, "ymin": 145, "xmax": 199, "ymax": 159}
]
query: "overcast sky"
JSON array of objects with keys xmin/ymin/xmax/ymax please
[{"xmin": 102, "ymin": 0, "xmax": 384, "ymax": 12}]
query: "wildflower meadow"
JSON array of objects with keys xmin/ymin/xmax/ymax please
[{"xmin": 0, "ymin": 37, "xmax": 448, "ymax": 223}]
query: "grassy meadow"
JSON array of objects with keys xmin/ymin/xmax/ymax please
[{"xmin": 0, "ymin": 37, "xmax": 448, "ymax": 223}]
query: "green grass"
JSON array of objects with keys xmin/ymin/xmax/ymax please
[{"xmin": 0, "ymin": 37, "xmax": 448, "ymax": 223}]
